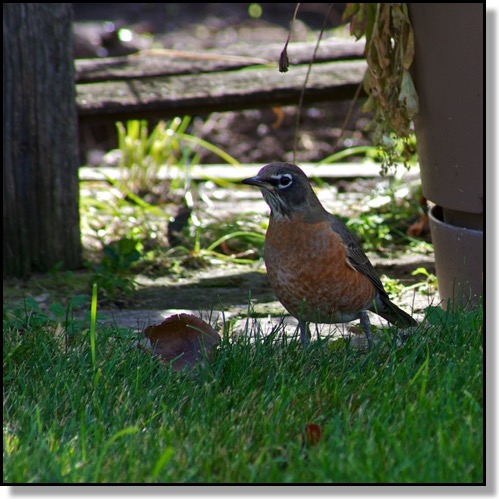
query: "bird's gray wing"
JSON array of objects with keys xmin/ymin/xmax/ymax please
[
  {"xmin": 328, "ymin": 214, "xmax": 388, "ymax": 298},
  {"xmin": 328, "ymin": 214, "xmax": 417, "ymax": 327}
]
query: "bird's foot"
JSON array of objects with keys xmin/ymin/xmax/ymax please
[{"xmin": 359, "ymin": 311, "xmax": 373, "ymax": 348}]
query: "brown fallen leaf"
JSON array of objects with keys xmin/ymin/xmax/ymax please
[
  {"xmin": 143, "ymin": 314, "xmax": 220, "ymax": 372},
  {"xmin": 303, "ymin": 423, "xmax": 322, "ymax": 447},
  {"xmin": 406, "ymin": 213, "xmax": 430, "ymax": 238},
  {"xmin": 271, "ymin": 106, "xmax": 285, "ymax": 129},
  {"xmin": 406, "ymin": 196, "xmax": 430, "ymax": 239}
]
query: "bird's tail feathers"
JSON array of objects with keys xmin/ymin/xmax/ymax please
[{"xmin": 378, "ymin": 297, "xmax": 418, "ymax": 328}]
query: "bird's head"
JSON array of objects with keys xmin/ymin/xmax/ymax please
[{"xmin": 241, "ymin": 162, "xmax": 323, "ymax": 219}]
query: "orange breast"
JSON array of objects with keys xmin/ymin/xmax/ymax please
[{"xmin": 265, "ymin": 215, "xmax": 376, "ymax": 323}]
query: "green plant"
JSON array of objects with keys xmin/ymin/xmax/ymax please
[
  {"xmin": 318, "ymin": 132, "xmax": 418, "ymax": 167},
  {"xmin": 116, "ymin": 117, "xmax": 189, "ymax": 196},
  {"xmin": 190, "ymin": 214, "xmax": 266, "ymax": 263},
  {"xmin": 410, "ymin": 267, "xmax": 438, "ymax": 296},
  {"xmin": 3, "ymin": 294, "xmax": 98, "ymax": 345},
  {"xmin": 88, "ymin": 237, "xmax": 143, "ymax": 301},
  {"xmin": 381, "ymin": 266, "xmax": 437, "ymax": 302},
  {"xmin": 379, "ymin": 274, "xmax": 406, "ymax": 299},
  {"xmin": 116, "ymin": 117, "xmax": 240, "ymax": 199},
  {"xmin": 340, "ymin": 176, "xmax": 423, "ymax": 252},
  {"xmin": 342, "ymin": 3, "xmax": 419, "ymax": 172},
  {"xmin": 99, "ymin": 237, "xmax": 143, "ymax": 272}
]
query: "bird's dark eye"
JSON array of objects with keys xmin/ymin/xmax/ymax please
[{"xmin": 275, "ymin": 173, "xmax": 293, "ymax": 189}]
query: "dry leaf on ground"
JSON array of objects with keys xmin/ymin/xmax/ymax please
[{"xmin": 143, "ymin": 314, "xmax": 220, "ymax": 371}]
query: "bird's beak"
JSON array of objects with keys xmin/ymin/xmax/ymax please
[{"xmin": 241, "ymin": 175, "xmax": 268, "ymax": 188}]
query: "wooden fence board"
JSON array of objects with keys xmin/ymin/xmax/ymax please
[{"xmin": 77, "ymin": 59, "xmax": 367, "ymax": 123}]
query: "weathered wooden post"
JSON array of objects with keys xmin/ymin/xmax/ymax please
[{"xmin": 3, "ymin": 3, "xmax": 82, "ymax": 276}]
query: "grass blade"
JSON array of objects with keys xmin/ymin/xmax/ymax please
[
  {"xmin": 93, "ymin": 426, "xmax": 139, "ymax": 482},
  {"xmin": 90, "ymin": 283, "xmax": 97, "ymax": 369},
  {"xmin": 151, "ymin": 447, "xmax": 175, "ymax": 480}
]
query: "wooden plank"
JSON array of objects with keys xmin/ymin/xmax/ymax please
[
  {"xmin": 75, "ymin": 39, "xmax": 366, "ymax": 83},
  {"xmin": 79, "ymin": 162, "xmax": 410, "ymax": 182},
  {"xmin": 75, "ymin": 51, "xmax": 272, "ymax": 84},
  {"xmin": 77, "ymin": 59, "xmax": 367, "ymax": 124}
]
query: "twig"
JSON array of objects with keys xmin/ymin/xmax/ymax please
[
  {"xmin": 292, "ymin": 3, "xmax": 335, "ymax": 163},
  {"xmin": 330, "ymin": 78, "xmax": 363, "ymax": 158}
]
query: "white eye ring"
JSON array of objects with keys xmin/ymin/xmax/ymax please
[{"xmin": 272, "ymin": 173, "xmax": 293, "ymax": 189}]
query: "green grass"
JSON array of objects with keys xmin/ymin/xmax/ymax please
[{"xmin": 3, "ymin": 299, "xmax": 483, "ymax": 483}]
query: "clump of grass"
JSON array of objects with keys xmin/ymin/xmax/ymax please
[
  {"xmin": 116, "ymin": 117, "xmax": 189, "ymax": 200},
  {"xmin": 185, "ymin": 214, "xmax": 266, "ymax": 264},
  {"xmin": 3, "ymin": 296, "xmax": 483, "ymax": 483},
  {"xmin": 115, "ymin": 117, "xmax": 239, "ymax": 201}
]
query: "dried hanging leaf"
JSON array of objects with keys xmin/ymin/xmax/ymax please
[
  {"xmin": 402, "ymin": 21, "xmax": 415, "ymax": 70},
  {"xmin": 143, "ymin": 314, "xmax": 220, "ymax": 372},
  {"xmin": 399, "ymin": 70, "xmax": 419, "ymax": 116},
  {"xmin": 279, "ymin": 48, "xmax": 289, "ymax": 73},
  {"xmin": 343, "ymin": 2, "xmax": 419, "ymax": 170},
  {"xmin": 344, "ymin": 3, "xmax": 366, "ymax": 40}
]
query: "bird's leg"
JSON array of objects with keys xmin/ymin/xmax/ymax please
[
  {"xmin": 298, "ymin": 318, "xmax": 311, "ymax": 346},
  {"xmin": 359, "ymin": 311, "xmax": 373, "ymax": 348}
]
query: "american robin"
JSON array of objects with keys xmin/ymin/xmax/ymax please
[{"xmin": 242, "ymin": 162, "xmax": 417, "ymax": 346}]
